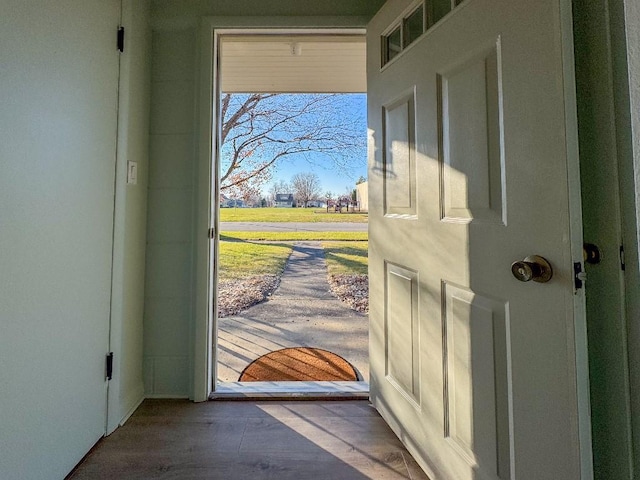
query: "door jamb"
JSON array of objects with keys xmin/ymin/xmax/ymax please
[{"xmin": 611, "ymin": 0, "xmax": 640, "ymax": 471}]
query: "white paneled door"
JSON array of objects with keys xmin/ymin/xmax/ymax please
[
  {"xmin": 0, "ymin": 1, "xmax": 120, "ymax": 478},
  {"xmin": 368, "ymin": 0, "xmax": 588, "ymax": 478}
]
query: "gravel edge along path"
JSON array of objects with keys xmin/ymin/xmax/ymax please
[{"xmin": 217, "ymin": 273, "xmax": 369, "ymax": 317}]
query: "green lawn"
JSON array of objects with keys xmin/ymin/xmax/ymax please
[
  {"xmin": 218, "ymin": 238, "xmax": 368, "ymax": 280},
  {"xmin": 218, "ymin": 241, "xmax": 294, "ymax": 280},
  {"xmin": 221, "ymin": 231, "xmax": 368, "ymax": 242},
  {"xmin": 220, "ymin": 207, "xmax": 367, "ymax": 223},
  {"xmin": 322, "ymin": 241, "xmax": 369, "ymax": 275}
]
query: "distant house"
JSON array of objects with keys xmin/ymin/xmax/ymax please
[
  {"xmin": 356, "ymin": 181, "xmax": 368, "ymax": 211},
  {"xmin": 227, "ymin": 199, "xmax": 245, "ymax": 208},
  {"xmin": 274, "ymin": 193, "xmax": 294, "ymax": 207},
  {"xmin": 219, "ymin": 194, "xmax": 244, "ymax": 208}
]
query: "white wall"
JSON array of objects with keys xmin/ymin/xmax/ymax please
[
  {"xmin": 0, "ymin": 1, "xmax": 121, "ymax": 478},
  {"xmin": 107, "ymin": 0, "xmax": 152, "ymax": 432},
  {"xmin": 144, "ymin": 0, "xmax": 384, "ymax": 397},
  {"xmin": 143, "ymin": 25, "xmax": 197, "ymax": 397}
]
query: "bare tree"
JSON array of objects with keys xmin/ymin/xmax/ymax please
[
  {"xmin": 291, "ymin": 172, "xmax": 321, "ymax": 208},
  {"xmin": 224, "ymin": 166, "xmax": 272, "ymax": 206},
  {"xmin": 219, "ymin": 93, "xmax": 366, "ymax": 193},
  {"xmin": 325, "ymin": 190, "xmax": 334, "ymax": 212}
]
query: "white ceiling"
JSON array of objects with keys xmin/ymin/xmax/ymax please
[{"xmin": 219, "ymin": 35, "xmax": 367, "ymax": 93}]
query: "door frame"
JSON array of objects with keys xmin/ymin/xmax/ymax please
[
  {"xmin": 570, "ymin": 0, "xmax": 640, "ymax": 474},
  {"xmin": 194, "ymin": 17, "xmax": 369, "ymax": 401},
  {"xmin": 615, "ymin": 0, "xmax": 640, "ymax": 471},
  {"xmin": 573, "ymin": 0, "xmax": 637, "ymax": 475}
]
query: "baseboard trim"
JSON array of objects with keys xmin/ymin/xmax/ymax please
[
  {"xmin": 119, "ymin": 393, "xmax": 145, "ymax": 427},
  {"xmin": 144, "ymin": 394, "xmax": 190, "ymax": 399}
]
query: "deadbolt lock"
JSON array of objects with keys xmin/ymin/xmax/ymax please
[{"xmin": 583, "ymin": 243, "xmax": 601, "ymax": 265}]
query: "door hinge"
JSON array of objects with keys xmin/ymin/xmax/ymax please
[
  {"xmin": 117, "ymin": 26, "xmax": 125, "ymax": 53},
  {"xmin": 620, "ymin": 245, "xmax": 626, "ymax": 271},
  {"xmin": 208, "ymin": 227, "xmax": 215, "ymax": 239},
  {"xmin": 106, "ymin": 352, "xmax": 114, "ymax": 381},
  {"xmin": 574, "ymin": 262, "xmax": 587, "ymax": 290}
]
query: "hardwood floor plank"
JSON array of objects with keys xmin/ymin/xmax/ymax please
[{"xmin": 69, "ymin": 400, "xmax": 431, "ymax": 480}]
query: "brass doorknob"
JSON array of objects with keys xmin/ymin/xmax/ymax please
[{"xmin": 511, "ymin": 255, "xmax": 553, "ymax": 283}]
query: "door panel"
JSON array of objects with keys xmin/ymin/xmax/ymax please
[
  {"xmin": 442, "ymin": 282, "xmax": 510, "ymax": 478},
  {"xmin": 383, "ymin": 90, "xmax": 417, "ymax": 216},
  {"xmin": 440, "ymin": 43, "xmax": 504, "ymax": 224},
  {"xmin": 368, "ymin": 1, "xmax": 587, "ymax": 478},
  {"xmin": 385, "ymin": 263, "xmax": 421, "ymax": 404}
]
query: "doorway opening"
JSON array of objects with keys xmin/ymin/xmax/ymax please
[{"xmin": 211, "ymin": 32, "xmax": 370, "ymax": 397}]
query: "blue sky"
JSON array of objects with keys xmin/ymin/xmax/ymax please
[
  {"xmin": 271, "ymin": 147, "xmax": 368, "ymax": 196},
  {"xmin": 268, "ymin": 94, "xmax": 368, "ymax": 196},
  {"xmin": 220, "ymin": 93, "xmax": 368, "ymax": 197}
]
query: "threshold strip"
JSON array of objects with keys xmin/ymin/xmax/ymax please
[{"xmin": 210, "ymin": 381, "xmax": 369, "ymax": 400}]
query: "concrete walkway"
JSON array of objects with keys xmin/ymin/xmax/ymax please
[
  {"xmin": 217, "ymin": 241, "xmax": 369, "ymax": 383},
  {"xmin": 220, "ymin": 221, "xmax": 368, "ymax": 232}
]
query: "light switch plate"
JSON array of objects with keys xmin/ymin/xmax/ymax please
[{"xmin": 127, "ymin": 161, "xmax": 138, "ymax": 185}]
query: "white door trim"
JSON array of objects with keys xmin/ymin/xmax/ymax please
[{"xmin": 194, "ymin": 17, "xmax": 368, "ymax": 402}]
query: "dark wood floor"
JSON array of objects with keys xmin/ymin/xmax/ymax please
[{"xmin": 69, "ymin": 399, "xmax": 430, "ymax": 479}]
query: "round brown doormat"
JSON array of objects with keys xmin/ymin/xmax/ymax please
[{"xmin": 239, "ymin": 347, "xmax": 358, "ymax": 382}]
